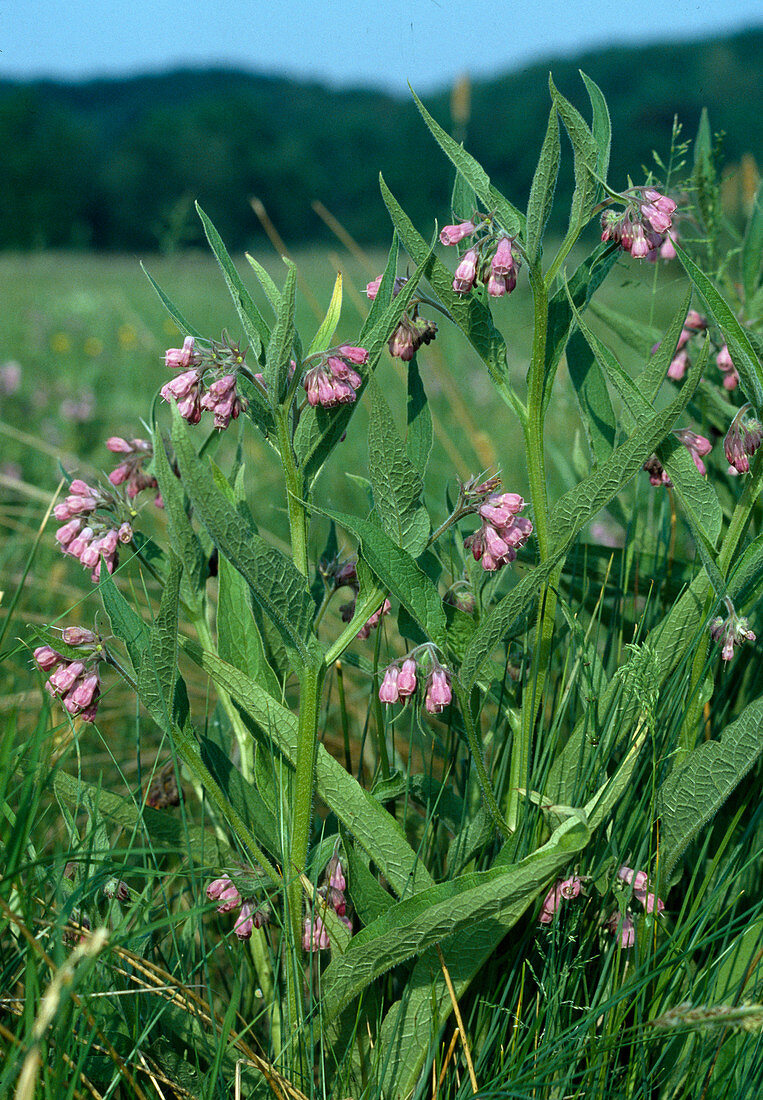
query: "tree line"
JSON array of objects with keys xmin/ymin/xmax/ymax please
[{"xmin": 2, "ymin": 27, "xmax": 760, "ymax": 251}]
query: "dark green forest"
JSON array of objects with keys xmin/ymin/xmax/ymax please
[{"xmin": 3, "ymin": 27, "xmax": 761, "ymax": 251}]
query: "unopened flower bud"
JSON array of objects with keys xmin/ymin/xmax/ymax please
[
  {"xmin": 425, "ymin": 667, "xmax": 452, "ymax": 714},
  {"xmin": 439, "ymin": 220, "xmax": 477, "ymax": 246},
  {"xmin": 379, "ymin": 665, "xmax": 400, "ymax": 704}
]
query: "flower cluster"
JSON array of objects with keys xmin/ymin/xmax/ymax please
[
  {"xmin": 206, "ymin": 875, "xmax": 269, "ymax": 940},
  {"xmin": 106, "ymin": 437, "xmax": 161, "ymax": 506},
  {"xmin": 724, "ymin": 405, "xmax": 763, "ymax": 474},
  {"xmin": 439, "ymin": 215, "xmax": 521, "ymax": 298},
  {"xmin": 606, "ymin": 865, "xmax": 665, "ymax": 948},
  {"xmin": 303, "ymin": 856, "xmax": 352, "ymax": 952},
  {"xmin": 601, "ymin": 187, "xmax": 677, "ymax": 259},
  {"xmin": 366, "ymin": 275, "xmax": 438, "ymax": 361},
  {"xmin": 643, "ymin": 429, "xmax": 713, "ymax": 487},
  {"xmin": 539, "ymin": 875, "xmax": 582, "ymax": 924},
  {"xmin": 54, "ymin": 479, "xmax": 132, "ymax": 582},
  {"xmin": 651, "ymin": 310, "xmax": 707, "ymax": 382},
  {"xmin": 379, "ymin": 646, "xmax": 453, "ymax": 714},
  {"xmin": 34, "ymin": 628, "xmax": 103, "ymax": 721},
  {"xmin": 465, "ymin": 490, "xmax": 533, "ymax": 571},
  {"xmin": 710, "ymin": 604, "xmax": 756, "ymax": 662},
  {"xmin": 161, "ymin": 335, "xmax": 245, "ymax": 428},
  {"xmin": 303, "ymin": 345, "xmax": 368, "ymax": 407},
  {"xmin": 330, "ymin": 558, "xmax": 391, "ymax": 639}
]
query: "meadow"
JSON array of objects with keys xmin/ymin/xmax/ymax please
[{"xmin": 2, "ymin": 86, "xmax": 763, "ymax": 1100}]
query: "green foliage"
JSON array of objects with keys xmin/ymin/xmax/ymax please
[{"xmin": 6, "ymin": 64, "xmax": 763, "ymax": 1100}]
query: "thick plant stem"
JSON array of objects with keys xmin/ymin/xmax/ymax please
[
  {"xmin": 677, "ymin": 450, "xmax": 763, "ymax": 760},
  {"xmin": 275, "ymin": 411, "xmax": 309, "ymax": 578},
  {"xmin": 285, "ymin": 662, "xmax": 324, "ymax": 1070},
  {"xmin": 508, "ymin": 262, "xmax": 557, "ymax": 831}
]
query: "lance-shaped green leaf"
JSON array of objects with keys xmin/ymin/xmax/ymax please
[
  {"xmin": 217, "ymin": 553, "xmax": 281, "ymax": 700},
  {"xmin": 566, "ymin": 330, "xmax": 616, "ymax": 466},
  {"xmin": 320, "ymin": 814, "xmax": 589, "ymax": 1022},
  {"xmin": 195, "ymin": 202, "xmax": 269, "ymax": 357},
  {"xmin": 526, "ymin": 105, "xmax": 560, "ymax": 264},
  {"xmin": 317, "ymin": 506, "xmax": 447, "ymax": 649},
  {"xmin": 380, "ymin": 176, "xmax": 523, "ymax": 416},
  {"xmin": 358, "ymin": 232, "xmax": 399, "ymax": 344},
  {"xmin": 179, "ymin": 639, "xmax": 435, "ymax": 898},
  {"xmin": 171, "ymin": 410, "xmax": 320, "ymax": 666},
  {"xmin": 549, "ymin": 75, "xmax": 600, "ymax": 240},
  {"xmin": 542, "ymin": 245, "xmax": 618, "ymax": 413},
  {"xmin": 588, "ymin": 298, "xmax": 660, "ymax": 357},
  {"xmin": 367, "ymin": 377, "xmax": 429, "ymax": 556},
  {"xmin": 405, "ymin": 354, "xmax": 433, "ymax": 472},
  {"xmin": 675, "ymin": 240, "xmax": 763, "ymax": 412},
  {"xmin": 307, "ymin": 272, "xmax": 343, "ymax": 356},
  {"xmin": 658, "ymin": 694, "xmax": 763, "ymax": 878},
  {"xmin": 141, "ymin": 264, "xmax": 205, "ymax": 341},
  {"xmin": 742, "ymin": 184, "xmax": 763, "ymax": 306},
  {"xmin": 460, "ymin": 354, "xmax": 704, "ymax": 687},
  {"xmin": 581, "ymin": 70, "xmax": 611, "ymax": 183},
  {"xmin": 264, "ymin": 258, "xmax": 297, "ymax": 404},
  {"xmin": 151, "ymin": 427, "xmax": 207, "ymax": 603},
  {"xmin": 410, "ymin": 88, "xmax": 526, "ymax": 239},
  {"xmin": 245, "ymin": 252, "xmax": 282, "ymax": 314}
]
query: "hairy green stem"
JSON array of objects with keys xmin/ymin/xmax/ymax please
[
  {"xmin": 285, "ymin": 662, "xmax": 324, "ymax": 1065},
  {"xmin": 275, "ymin": 410, "xmax": 309, "ymax": 577}
]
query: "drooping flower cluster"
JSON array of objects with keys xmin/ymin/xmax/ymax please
[
  {"xmin": 34, "ymin": 628, "xmax": 103, "ymax": 722},
  {"xmin": 643, "ymin": 429, "xmax": 713, "ymax": 487},
  {"xmin": 465, "ymin": 490, "xmax": 533, "ymax": 571},
  {"xmin": 724, "ymin": 405, "xmax": 763, "ymax": 473},
  {"xmin": 329, "ymin": 558, "xmax": 391, "ymax": 639},
  {"xmin": 206, "ymin": 875, "xmax": 269, "ymax": 941},
  {"xmin": 606, "ymin": 865, "xmax": 665, "ymax": 949},
  {"xmin": 106, "ymin": 437, "xmax": 161, "ymax": 506},
  {"xmin": 302, "ymin": 345, "xmax": 369, "ymax": 407},
  {"xmin": 303, "ymin": 856, "xmax": 352, "ymax": 952},
  {"xmin": 379, "ymin": 646, "xmax": 453, "ymax": 715},
  {"xmin": 438, "ymin": 214, "xmax": 521, "ymax": 299},
  {"xmin": 54, "ymin": 479, "xmax": 132, "ymax": 582},
  {"xmin": 600, "ymin": 187, "xmax": 677, "ymax": 259},
  {"xmin": 710, "ymin": 602, "xmax": 756, "ymax": 662},
  {"xmin": 651, "ymin": 310, "xmax": 707, "ymax": 382},
  {"xmin": 539, "ymin": 875, "xmax": 583, "ymax": 924},
  {"xmin": 366, "ymin": 275, "xmax": 438, "ymax": 361},
  {"xmin": 161, "ymin": 335, "xmax": 246, "ymax": 428}
]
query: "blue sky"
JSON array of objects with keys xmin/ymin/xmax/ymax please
[{"xmin": 4, "ymin": 0, "xmax": 762, "ymax": 91}]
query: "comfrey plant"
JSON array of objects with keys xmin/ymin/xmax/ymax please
[{"xmin": 37, "ymin": 77, "xmax": 763, "ymax": 1097}]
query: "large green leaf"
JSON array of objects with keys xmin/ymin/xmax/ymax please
[
  {"xmin": 320, "ymin": 814, "xmax": 589, "ymax": 1023},
  {"xmin": 405, "ymin": 354, "xmax": 433, "ymax": 473},
  {"xmin": 263, "ymin": 258, "xmax": 297, "ymax": 403},
  {"xmin": 196, "ymin": 202, "xmax": 269, "ymax": 356},
  {"xmin": 217, "ymin": 553, "xmax": 281, "ymax": 700},
  {"xmin": 581, "ymin": 71, "xmax": 611, "ymax": 183},
  {"xmin": 410, "ymin": 88, "xmax": 526, "ymax": 238},
  {"xmin": 171, "ymin": 409, "xmax": 320, "ymax": 667},
  {"xmin": 549, "ymin": 75, "xmax": 600, "ymax": 240},
  {"xmin": 525, "ymin": 105, "xmax": 560, "ymax": 264},
  {"xmin": 307, "ymin": 272, "xmax": 343, "ymax": 356},
  {"xmin": 658, "ymin": 694, "xmax": 763, "ymax": 877},
  {"xmin": 180, "ymin": 640, "xmax": 435, "ymax": 899},
  {"xmin": 566, "ymin": 330, "xmax": 615, "ymax": 466},
  {"xmin": 317, "ymin": 506, "xmax": 447, "ymax": 649},
  {"xmin": 675, "ymin": 240, "xmax": 763, "ymax": 412},
  {"xmin": 367, "ymin": 378, "xmax": 429, "ymax": 555}
]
